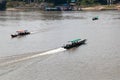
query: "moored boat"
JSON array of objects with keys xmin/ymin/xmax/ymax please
[
  {"xmin": 62, "ymin": 39, "xmax": 86, "ymax": 49},
  {"xmin": 11, "ymin": 30, "xmax": 30, "ymax": 38}
]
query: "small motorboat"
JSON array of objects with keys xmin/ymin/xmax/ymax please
[
  {"xmin": 11, "ymin": 30, "xmax": 30, "ymax": 38},
  {"xmin": 92, "ymin": 16, "xmax": 99, "ymax": 20},
  {"xmin": 62, "ymin": 39, "xmax": 86, "ymax": 49}
]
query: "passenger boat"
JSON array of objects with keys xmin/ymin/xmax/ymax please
[
  {"xmin": 92, "ymin": 16, "xmax": 99, "ymax": 20},
  {"xmin": 11, "ymin": 30, "xmax": 30, "ymax": 38},
  {"xmin": 62, "ymin": 39, "xmax": 86, "ymax": 49}
]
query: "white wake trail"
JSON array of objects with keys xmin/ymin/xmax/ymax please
[{"xmin": 0, "ymin": 48, "xmax": 66, "ymax": 66}]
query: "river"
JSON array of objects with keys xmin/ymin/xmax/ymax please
[{"xmin": 0, "ymin": 10, "xmax": 120, "ymax": 80}]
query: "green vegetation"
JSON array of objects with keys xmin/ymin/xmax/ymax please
[
  {"xmin": 6, "ymin": 0, "xmax": 120, "ymax": 8},
  {"xmin": 0, "ymin": 0, "xmax": 7, "ymax": 10}
]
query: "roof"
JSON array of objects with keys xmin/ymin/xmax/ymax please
[
  {"xmin": 94, "ymin": 16, "xmax": 99, "ymax": 18},
  {"xmin": 16, "ymin": 30, "xmax": 28, "ymax": 33},
  {"xmin": 69, "ymin": 38, "xmax": 81, "ymax": 43}
]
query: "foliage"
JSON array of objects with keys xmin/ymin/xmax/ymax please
[
  {"xmin": 6, "ymin": 1, "xmax": 25, "ymax": 7},
  {"xmin": 6, "ymin": 0, "xmax": 120, "ymax": 5}
]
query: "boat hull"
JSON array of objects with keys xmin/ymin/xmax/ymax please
[
  {"xmin": 92, "ymin": 17, "xmax": 98, "ymax": 20},
  {"xmin": 11, "ymin": 32, "xmax": 30, "ymax": 38},
  {"xmin": 63, "ymin": 39, "xmax": 86, "ymax": 49},
  {"xmin": 11, "ymin": 34, "xmax": 18, "ymax": 38}
]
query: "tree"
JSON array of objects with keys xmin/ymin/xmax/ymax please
[{"xmin": 77, "ymin": 0, "xmax": 96, "ymax": 5}]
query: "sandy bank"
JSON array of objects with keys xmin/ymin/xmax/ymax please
[
  {"xmin": 6, "ymin": 7, "xmax": 41, "ymax": 11},
  {"xmin": 81, "ymin": 5, "xmax": 120, "ymax": 11},
  {"xmin": 116, "ymin": 5, "xmax": 120, "ymax": 10},
  {"xmin": 81, "ymin": 6, "xmax": 104, "ymax": 11},
  {"xmin": 6, "ymin": 8, "xmax": 23, "ymax": 11}
]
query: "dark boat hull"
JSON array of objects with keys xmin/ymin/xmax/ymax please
[
  {"xmin": 92, "ymin": 17, "xmax": 98, "ymax": 20},
  {"xmin": 11, "ymin": 34, "xmax": 18, "ymax": 38},
  {"xmin": 11, "ymin": 32, "xmax": 30, "ymax": 38},
  {"xmin": 63, "ymin": 39, "xmax": 86, "ymax": 49},
  {"xmin": 18, "ymin": 32, "xmax": 30, "ymax": 35}
]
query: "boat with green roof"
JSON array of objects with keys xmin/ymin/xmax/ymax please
[{"xmin": 62, "ymin": 39, "xmax": 86, "ymax": 49}]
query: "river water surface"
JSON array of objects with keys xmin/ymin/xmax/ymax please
[{"xmin": 0, "ymin": 10, "xmax": 120, "ymax": 80}]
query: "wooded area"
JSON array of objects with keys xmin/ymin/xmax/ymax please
[{"xmin": 6, "ymin": 0, "xmax": 120, "ymax": 5}]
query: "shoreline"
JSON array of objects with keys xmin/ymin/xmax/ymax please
[
  {"xmin": 79, "ymin": 5, "xmax": 120, "ymax": 11},
  {"xmin": 6, "ymin": 5, "xmax": 120, "ymax": 11},
  {"xmin": 6, "ymin": 7, "xmax": 41, "ymax": 11}
]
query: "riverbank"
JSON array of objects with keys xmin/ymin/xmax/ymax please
[
  {"xmin": 6, "ymin": 7, "xmax": 41, "ymax": 11},
  {"xmin": 6, "ymin": 5, "xmax": 120, "ymax": 11},
  {"xmin": 81, "ymin": 5, "xmax": 120, "ymax": 11}
]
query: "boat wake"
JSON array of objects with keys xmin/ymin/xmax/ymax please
[
  {"xmin": 0, "ymin": 48, "xmax": 66, "ymax": 77},
  {"xmin": 0, "ymin": 48, "xmax": 66, "ymax": 66}
]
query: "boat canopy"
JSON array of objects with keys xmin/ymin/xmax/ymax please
[
  {"xmin": 16, "ymin": 30, "xmax": 28, "ymax": 33},
  {"xmin": 93, "ymin": 16, "xmax": 99, "ymax": 18},
  {"xmin": 69, "ymin": 39, "xmax": 81, "ymax": 43},
  {"xmin": 16, "ymin": 30, "xmax": 24, "ymax": 32}
]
